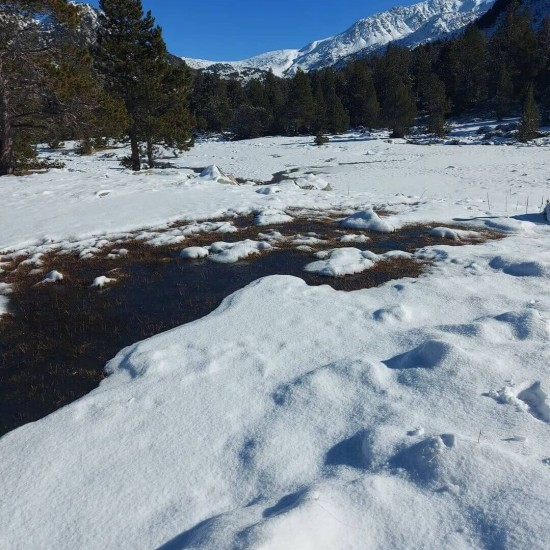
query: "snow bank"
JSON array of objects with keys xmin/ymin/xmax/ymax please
[
  {"xmin": 208, "ymin": 240, "xmax": 271, "ymax": 263},
  {"xmin": 304, "ymin": 248, "xmax": 411, "ymax": 277},
  {"xmin": 341, "ymin": 209, "xmax": 394, "ymax": 233},
  {"xmin": 2, "ymin": 264, "xmax": 550, "ymax": 549}
]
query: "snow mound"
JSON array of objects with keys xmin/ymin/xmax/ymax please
[
  {"xmin": 208, "ymin": 240, "xmax": 271, "ymax": 263},
  {"xmin": 40, "ymin": 270, "xmax": 63, "ymax": 284},
  {"xmin": 0, "ymin": 295, "xmax": 8, "ymax": 316},
  {"xmin": 254, "ymin": 208, "xmax": 294, "ymax": 226},
  {"xmin": 106, "ymin": 248, "xmax": 128, "ymax": 260},
  {"xmin": 180, "ymin": 246, "xmax": 209, "ymax": 260},
  {"xmin": 0, "ymin": 282, "xmax": 13, "ymax": 295},
  {"xmin": 91, "ymin": 276, "xmax": 116, "ymax": 289},
  {"xmin": 199, "ymin": 165, "xmax": 238, "ymax": 184},
  {"xmin": 182, "ymin": 221, "xmax": 238, "ymax": 235},
  {"xmin": 489, "ymin": 256, "xmax": 549, "ymax": 278},
  {"xmin": 384, "ymin": 340, "xmax": 454, "ymax": 370},
  {"xmin": 295, "ymin": 174, "xmax": 332, "ymax": 191},
  {"xmin": 341, "ymin": 210, "xmax": 393, "ymax": 233},
  {"xmin": 339, "ymin": 234, "xmax": 370, "ymax": 243},
  {"xmin": 304, "ymin": 248, "xmax": 411, "ymax": 277},
  {"xmin": 2, "ymin": 274, "xmax": 550, "ymax": 549},
  {"xmin": 430, "ymin": 227, "xmax": 482, "ymax": 240}
]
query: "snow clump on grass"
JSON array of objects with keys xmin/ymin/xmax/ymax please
[{"xmin": 341, "ymin": 209, "xmax": 393, "ymax": 233}]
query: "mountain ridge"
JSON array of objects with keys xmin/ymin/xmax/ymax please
[{"xmin": 183, "ymin": 0, "xmax": 496, "ymax": 79}]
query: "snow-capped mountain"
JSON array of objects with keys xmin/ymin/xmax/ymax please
[{"xmin": 183, "ymin": 0, "xmax": 496, "ymax": 78}]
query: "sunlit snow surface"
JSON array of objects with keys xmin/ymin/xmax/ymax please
[{"xmin": 1, "ymin": 121, "xmax": 550, "ymax": 549}]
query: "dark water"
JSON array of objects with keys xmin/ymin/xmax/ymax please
[{"xmin": 0, "ymin": 221, "xmax": 495, "ymax": 435}]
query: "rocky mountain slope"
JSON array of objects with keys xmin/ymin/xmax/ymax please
[{"xmin": 183, "ymin": 0, "xmax": 496, "ymax": 78}]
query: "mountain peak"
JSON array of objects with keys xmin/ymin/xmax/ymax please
[{"xmin": 183, "ymin": 0, "xmax": 497, "ymax": 79}]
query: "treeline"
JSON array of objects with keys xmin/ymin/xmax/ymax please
[{"xmin": 192, "ymin": 3, "xmax": 550, "ymax": 141}]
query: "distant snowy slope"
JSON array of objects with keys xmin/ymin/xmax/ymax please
[
  {"xmin": 184, "ymin": 49, "xmax": 302, "ymax": 80},
  {"xmin": 183, "ymin": 0, "xmax": 496, "ymax": 78}
]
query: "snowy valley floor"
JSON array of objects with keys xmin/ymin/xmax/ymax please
[{"xmin": 1, "ymin": 124, "xmax": 550, "ymax": 549}]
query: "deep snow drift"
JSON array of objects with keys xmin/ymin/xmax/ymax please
[{"xmin": 1, "ymin": 122, "xmax": 550, "ymax": 549}]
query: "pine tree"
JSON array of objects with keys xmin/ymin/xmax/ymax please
[
  {"xmin": 0, "ymin": 1, "xmax": 125, "ymax": 175},
  {"xmin": 231, "ymin": 105, "xmax": 270, "ymax": 139},
  {"xmin": 382, "ymin": 79, "xmax": 417, "ymax": 138},
  {"xmin": 347, "ymin": 62, "xmax": 379, "ymax": 129},
  {"xmin": 490, "ymin": 3, "xmax": 541, "ymax": 100},
  {"xmin": 311, "ymin": 74, "xmax": 327, "ymax": 133},
  {"xmin": 454, "ymin": 25, "xmax": 488, "ymax": 113},
  {"xmin": 494, "ymin": 64, "xmax": 514, "ymax": 119},
  {"xmin": 141, "ymin": 63, "xmax": 194, "ymax": 167},
  {"xmin": 322, "ymin": 69, "xmax": 349, "ymax": 134},
  {"xmin": 413, "ymin": 47, "xmax": 433, "ymax": 111},
  {"xmin": 537, "ymin": 18, "xmax": 550, "ymax": 123},
  {"xmin": 425, "ymin": 74, "xmax": 451, "ymax": 137},
  {"xmin": 96, "ymin": 0, "xmax": 193, "ymax": 170},
  {"xmin": 191, "ymin": 73, "xmax": 231, "ymax": 133},
  {"xmin": 285, "ymin": 69, "xmax": 315, "ymax": 134},
  {"xmin": 263, "ymin": 70, "xmax": 284, "ymax": 134},
  {"xmin": 518, "ymin": 84, "xmax": 540, "ymax": 142}
]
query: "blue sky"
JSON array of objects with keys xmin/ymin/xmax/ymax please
[{"xmin": 83, "ymin": 1, "xmax": 418, "ymax": 60}]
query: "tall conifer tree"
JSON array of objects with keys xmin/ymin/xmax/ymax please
[
  {"xmin": 96, "ymin": 0, "xmax": 192, "ymax": 170},
  {"xmin": 518, "ymin": 84, "xmax": 540, "ymax": 142}
]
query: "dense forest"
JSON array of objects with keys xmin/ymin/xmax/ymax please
[
  {"xmin": 192, "ymin": 3, "xmax": 550, "ymax": 141},
  {"xmin": 1, "ymin": 0, "xmax": 548, "ymax": 176}
]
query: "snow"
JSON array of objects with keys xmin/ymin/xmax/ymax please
[
  {"xmin": 39, "ymin": 270, "xmax": 63, "ymax": 284},
  {"xmin": 294, "ymin": 173, "xmax": 331, "ymax": 190},
  {"xmin": 341, "ymin": 209, "xmax": 394, "ymax": 233},
  {"xmin": 199, "ymin": 164, "xmax": 237, "ymax": 184},
  {"xmin": 180, "ymin": 246, "xmax": 210, "ymax": 260},
  {"xmin": 254, "ymin": 208, "xmax": 294, "ymax": 226},
  {"xmin": 429, "ymin": 226, "xmax": 482, "ymax": 241},
  {"xmin": 91, "ymin": 276, "xmax": 116, "ymax": 288},
  {"xmin": 339, "ymin": 233, "xmax": 370, "ymax": 243},
  {"xmin": 0, "ymin": 295, "xmax": 8, "ymax": 316},
  {"xmin": 304, "ymin": 247, "xmax": 411, "ymax": 276},
  {"xmin": 1, "ymin": 123, "xmax": 550, "ymax": 548},
  {"xmin": 182, "ymin": 0, "xmax": 496, "ymax": 78},
  {"xmin": 208, "ymin": 240, "xmax": 272, "ymax": 263}
]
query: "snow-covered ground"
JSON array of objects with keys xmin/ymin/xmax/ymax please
[{"xmin": 1, "ymin": 122, "xmax": 550, "ymax": 549}]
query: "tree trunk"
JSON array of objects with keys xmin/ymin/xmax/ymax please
[
  {"xmin": 146, "ymin": 138, "xmax": 154, "ymax": 169},
  {"xmin": 0, "ymin": 134, "xmax": 14, "ymax": 176},
  {"xmin": 0, "ymin": 64, "xmax": 14, "ymax": 176},
  {"xmin": 129, "ymin": 130, "xmax": 140, "ymax": 171}
]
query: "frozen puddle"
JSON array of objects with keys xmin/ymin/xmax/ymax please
[{"xmin": 0, "ymin": 214, "xmax": 501, "ymax": 434}]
